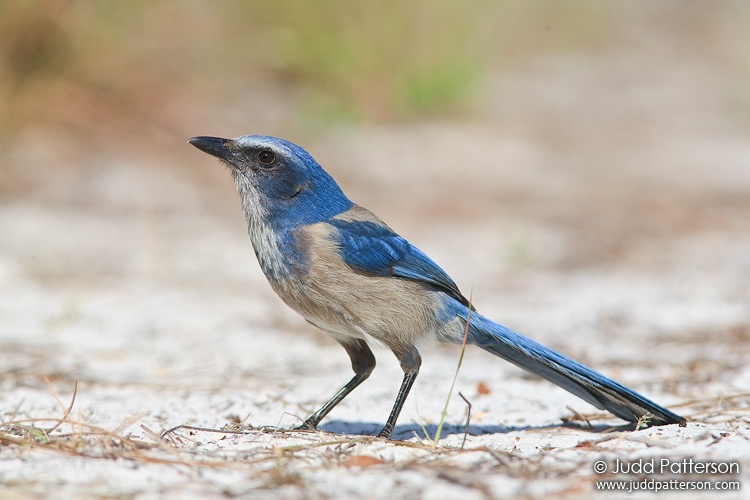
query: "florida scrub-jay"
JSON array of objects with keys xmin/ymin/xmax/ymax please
[{"xmin": 188, "ymin": 134, "xmax": 686, "ymax": 439}]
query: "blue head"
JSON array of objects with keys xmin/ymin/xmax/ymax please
[{"xmin": 189, "ymin": 135, "xmax": 353, "ymax": 230}]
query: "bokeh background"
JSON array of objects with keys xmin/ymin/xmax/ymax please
[
  {"xmin": 2, "ymin": 0, "xmax": 749, "ymax": 324},
  {"xmin": 1, "ymin": 2, "xmax": 749, "ymax": 497}
]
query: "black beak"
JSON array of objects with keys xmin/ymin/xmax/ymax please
[{"xmin": 188, "ymin": 136, "xmax": 234, "ymax": 162}]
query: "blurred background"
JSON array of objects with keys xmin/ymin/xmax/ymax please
[{"xmin": 0, "ymin": 0, "xmax": 749, "ymax": 397}]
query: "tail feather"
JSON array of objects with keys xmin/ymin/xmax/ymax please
[{"xmin": 466, "ymin": 313, "xmax": 686, "ymax": 426}]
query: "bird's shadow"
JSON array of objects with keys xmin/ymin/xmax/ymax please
[{"xmin": 317, "ymin": 419, "xmax": 631, "ymax": 440}]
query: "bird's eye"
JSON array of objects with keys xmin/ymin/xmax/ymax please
[{"xmin": 258, "ymin": 150, "xmax": 276, "ymax": 165}]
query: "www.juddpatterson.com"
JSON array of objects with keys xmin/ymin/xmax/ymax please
[{"xmin": 595, "ymin": 478, "xmax": 740, "ymax": 493}]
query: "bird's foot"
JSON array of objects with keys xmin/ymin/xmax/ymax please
[
  {"xmin": 377, "ymin": 424, "xmax": 393, "ymax": 439},
  {"xmin": 294, "ymin": 419, "xmax": 318, "ymax": 432}
]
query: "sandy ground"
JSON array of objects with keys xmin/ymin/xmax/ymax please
[{"xmin": 1, "ymin": 53, "xmax": 750, "ymax": 498}]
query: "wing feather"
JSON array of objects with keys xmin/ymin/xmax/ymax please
[{"xmin": 328, "ymin": 218, "xmax": 470, "ymax": 307}]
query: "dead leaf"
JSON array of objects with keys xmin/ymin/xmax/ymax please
[{"xmin": 343, "ymin": 455, "xmax": 385, "ymax": 468}]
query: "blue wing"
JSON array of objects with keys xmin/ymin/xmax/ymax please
[{"xmin": 328, "ymin": 219, "xmax": 470, "ymax": 307}]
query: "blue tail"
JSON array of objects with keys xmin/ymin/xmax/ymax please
[{"xmin": 462, "ymin": 310, "xmax": 685, "ymax": 426}]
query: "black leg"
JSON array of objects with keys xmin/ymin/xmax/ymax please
[
  {"xmin": 377, "ymin": 345, "xmax": 422, "ymax": 439},
  {"xmin": 296, "ymin": 338, "xmax": 376, "ymax": 431}
]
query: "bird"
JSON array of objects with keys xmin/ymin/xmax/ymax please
[{"xmin": 188, "ymin": 134, "xmax": 686, "ymax": 439}]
